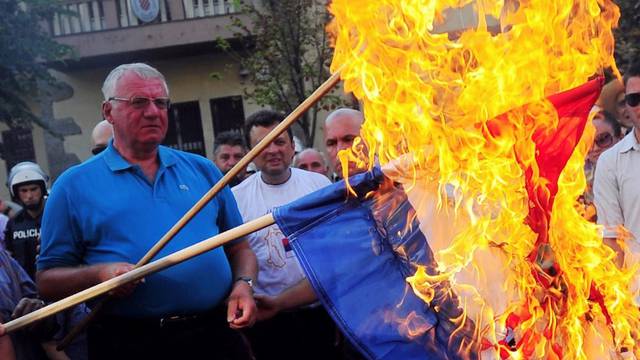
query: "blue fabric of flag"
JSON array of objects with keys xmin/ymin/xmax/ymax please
[{"xmin": 273, "ymin": 167, "xmax": 476, "ymax": 360}]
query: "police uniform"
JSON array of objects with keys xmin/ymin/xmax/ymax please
[
  {"xmin": 4, "ymin": 161, "xmax": 49, "ymax": 280},
  {"xmin": 4, "ymin": 209, "xmax": 41, "ymax": 280}
]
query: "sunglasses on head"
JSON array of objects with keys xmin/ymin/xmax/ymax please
[
  {"xmin": 594, "ymin": 132, "xmax": 614, "ymax": 148},
  {"xmin": 91, "ymin": 145, "xmax": 107, "ymax": 155},
  {"xmin": 625, "ymin": 92, "xmax": 640, "ymax": 107}
]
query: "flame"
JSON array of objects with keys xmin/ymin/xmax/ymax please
[{"xmin": 328, "ymin": 0, "xmax": 640, "ymax": 359}]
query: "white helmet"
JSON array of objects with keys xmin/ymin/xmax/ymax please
[{"xmin": 7, "ymin": 161, "xmax": 49, "ymax": 198}]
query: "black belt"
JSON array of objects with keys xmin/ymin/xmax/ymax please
[{"xmin": 94, "ymin": 305, "xmax": 225, "ymax": 331}]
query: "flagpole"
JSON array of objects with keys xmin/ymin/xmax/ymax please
[
  {"xmin": 4, "ymin": 214, "xmax": 276, "ymax": 334},
  {"xmin": 54, "ymin": 69, "xmax": 342, "ymax": 349}
]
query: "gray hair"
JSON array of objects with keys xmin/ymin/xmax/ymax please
[
  {"xmin": 294, "ymin": 148, "xmax": 328, "ymax": 167},
  {"xmin": 101, "ymin": 63, "xmax": 169, "ymax": 100},
  {"xmin": 325, "ymin": 108, "xmax": 364, "ymax": 125}
]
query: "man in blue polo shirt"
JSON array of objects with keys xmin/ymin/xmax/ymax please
[{"xmin": 36, "ymin": 63, "xmax": 257, "ymax": 359}]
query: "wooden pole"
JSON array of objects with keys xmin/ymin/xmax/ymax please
[
  {"xmin": 54, "ymin": 69, "xmax": 342, "ymax": 349},
  {"xmin": 5, "ymin": 214, "xmax": 275, "ymax": 334},
  {"xmin": 138, "ymin": 69, "xmax": 341, "ymax": 265}
]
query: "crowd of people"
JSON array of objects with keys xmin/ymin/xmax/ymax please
[{"xmin": 0, "ymin": 58, "xmax": 638, "ymax": 359}]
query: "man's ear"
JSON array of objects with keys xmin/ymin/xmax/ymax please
[{"xmin": 102, "ymin": 101, "xmax": 113, "ymax": 124}]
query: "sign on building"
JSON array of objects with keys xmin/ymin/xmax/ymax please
[{"xmin": 131, "ymin": 0, "xmax": 160, "ymax": 23}]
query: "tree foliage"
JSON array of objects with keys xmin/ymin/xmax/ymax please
[
  {"xmin": 219, "ymin": 0, "xmax": 347, "ymax": 146},
  {"xmin": 615, "ymin": 0, "xmax": 640, "ymax": 71},
  {"xmin": 0, "ymin": 0, "xmax": 73, "ymax": 129}
]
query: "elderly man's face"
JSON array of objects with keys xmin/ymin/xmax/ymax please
[
  {"xmin": 103, "ymin": 71, "xmax": 168, "ymax": 152},
  {"xmin": 295, "ymin": 151, "xmax": 328, "ymax": 176}
]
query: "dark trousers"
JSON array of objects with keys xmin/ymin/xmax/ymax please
[
  {"xmin": 245, "ymin": 306, "xmax": 340, "ymax": 360},
  {"xmin": 87, "ymin": 306, "xmax": 252, "ymax": 360}
]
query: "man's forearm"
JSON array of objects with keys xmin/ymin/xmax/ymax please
[
  {"xmin": 36, "ymin": 265, "xmax": 106, "ymax": 301},
  {"xmin": 225, "ymin": 241, "xmax": 258, "ymax": 281},
  {"xmin": 277, "ymin": 279, "xmax": 318, "ymax": 310}
]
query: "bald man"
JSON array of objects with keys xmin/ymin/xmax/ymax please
[
  {"xmin": 293, "ymin": 148, "xmax": 329, "ymax": 177},
  {"xmin": 323, "ymin": 108, "xmax": 366, "ymax": 180},
  {"xmin": 90, "ymin": 120, "xmax": 113, "ymax": 155}
]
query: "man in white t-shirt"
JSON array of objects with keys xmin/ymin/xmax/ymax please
[{"xmin": 232, "ymin": 110, "xmax": 335, "ymax": 360}]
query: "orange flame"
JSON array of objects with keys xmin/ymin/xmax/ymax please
[{"xmin": 328, "ymin": 0, "xmax": 640, "ymax": 359}]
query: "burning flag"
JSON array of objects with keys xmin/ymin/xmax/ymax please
[
  {"xmin": 273, "ymin": 167, "xmax": 476, "ymax": 359},
  {"xmin": 272, "ymin": 0, "xmax": 640, "ymax": 359},
  {"xmin": 273, "ymin": 77, "xmax": 619, "ymax": 359}
]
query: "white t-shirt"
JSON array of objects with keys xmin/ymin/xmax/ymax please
[{"xmin": 232, "ymin": 168, "xmax": 331, "ymax": 296}]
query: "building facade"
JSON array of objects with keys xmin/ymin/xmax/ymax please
[{"xmin": 0, "ymin": 0, "xmax": 264, "ymax": 199}]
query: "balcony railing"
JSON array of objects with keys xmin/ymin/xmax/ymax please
[
  {"xmin": 51, "ymin": 0, "xmax": 239, "ymax": 37},
  {"xmin": 52, "ymin": 1, "xmax": 105, "ymax": 35},
  {"xmin": 184, "ymin": 0, "xmax": 236, "ymax": 18}
]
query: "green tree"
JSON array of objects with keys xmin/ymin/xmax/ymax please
[
  {"xmin": 0, "ymin": 0, "xmax": 73, "ymax": 129},
  {"xmin": 615, "ymin": 0, "xmax": 640, "ymax": 70},
  {"xmin": 218, "ymin": 0, "xmax": 347, "ymax": 146}
]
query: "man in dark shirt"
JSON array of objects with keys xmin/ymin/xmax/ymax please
[{"xmin": 4, "ymin": 162, "xmax": 48, "ymax": 280}]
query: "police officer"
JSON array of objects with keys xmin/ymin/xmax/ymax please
[{"xmin": 4, "ymin": 162, "xmax": 49, "ymax": 280}]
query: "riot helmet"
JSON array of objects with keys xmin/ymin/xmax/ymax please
[{"xmin": 7, "ymin": 161, "xmax": 49, "ymax": 201}]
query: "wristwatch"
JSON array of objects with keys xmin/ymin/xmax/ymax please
[{"xmin": 235, "ymin": 276, "xmax": 254, "ymax": 289}]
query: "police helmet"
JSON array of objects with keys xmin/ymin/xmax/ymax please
[{"xmin": 7, "ymin": 161, "xmax": 49, "ymax": 198}]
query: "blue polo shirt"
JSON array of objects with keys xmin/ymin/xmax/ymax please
[{"xmin": 38, "ymin": 143, "xmax": 244, "ymax": 317}]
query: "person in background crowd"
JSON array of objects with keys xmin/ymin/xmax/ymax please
[
  {"xmin": 4, "ymin": 162, "xmax": 48, "ymax": 280},
  {"xmin": 36, "ymin": 63, "xmax": 256, "ymax": 359},
  {"xmin": 3, "ymin": 162, "xmax": 89, "ymax": 359},
  {"xmin": 579, "ymin": 110, "xmax": 624, "ymax": 221},
  {"xmin": 213, "ymin": 131, "xmax": 248, "ymax": 187},
  {"xmin": 0, "ymin": 249, "xmax": 62, "ymax": 359},
  {"xmin": 232, "ymin": 110, "xmax": 335, "ymax": 360},
  {"xmin": 0, "ymin": 199, "xmax": 21, "ymax": 220},
  {"xmin": 324, "ymin": 108, "xmax": 366, "ymax": 181},
  {"xmin": 594, "ymin": 60, "xmax": 640, "ymax": 275},
  {"xmin": 90, "ymin": 120, "xmax": 114, "ymax": 156},
  {"xmin": 293, "ymin": 148, "xmax": 329, "ymax": 177},
  {"xmin": 254, "ymin": 108, "xmax": 369, "ymax": 360},
  {"xmin": 598, "ymin": 79, "xmax": 633, "ymax": 134},
  {"xmin": 0, "ymin": 213, "xmax": 8, "ymax": 251}
]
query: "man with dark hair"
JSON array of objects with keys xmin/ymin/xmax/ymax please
[
  {"xmin": 37, "ymin": 63, "xmax": 257, "ymax": 359},
  {"xmin": 243, "ymin": 110, "xmax": 294, "ymax": 149},
  {"xmin": 233, "ymin": 109, "xmax": 335, "ymax": 360},
  {"xmin": 594, "ymin": 60, "xmax": 640, "ymax": 301},
  {"xmin": 213, "ymin": 131, "xmax": 248, "ymax": 187}
]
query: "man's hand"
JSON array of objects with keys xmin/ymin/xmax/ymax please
[
  {"xmin": 12, "ymin": 298, "xmax": 57, "ymax": 339},
  {"xmin": 226, "ymin": 281, "xmax": 257, "ymax": 329},
  {"xmin": 96, "ymin": 263, "xmax": 141, "ymax": 298},
  {"xmin": 254, "ymin": 294, "xmax": 282, "ymax": 322},
  {"xmin": 11, "ymin": 298, "xmax": 46, "ymax": 320}
]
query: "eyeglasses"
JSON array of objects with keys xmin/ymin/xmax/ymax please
[
  {"xmin": 594, "ymin": 132, "xmax": 614, "ymax": 148},
  {"xmin": 108, "ymin": 96, "xmax": 171, "ymax": 109},
  {"xmin": 91, "ymin": 144, "xmax": 107, "ymax": 155},
  {"xmin": 625, "ymin": 92, "xmax": 640, "ymax": 107}
]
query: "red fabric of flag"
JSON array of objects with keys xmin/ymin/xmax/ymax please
[{"xmin": 486, "ymin": 78, "xmax": 603, "ymax": 247}]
